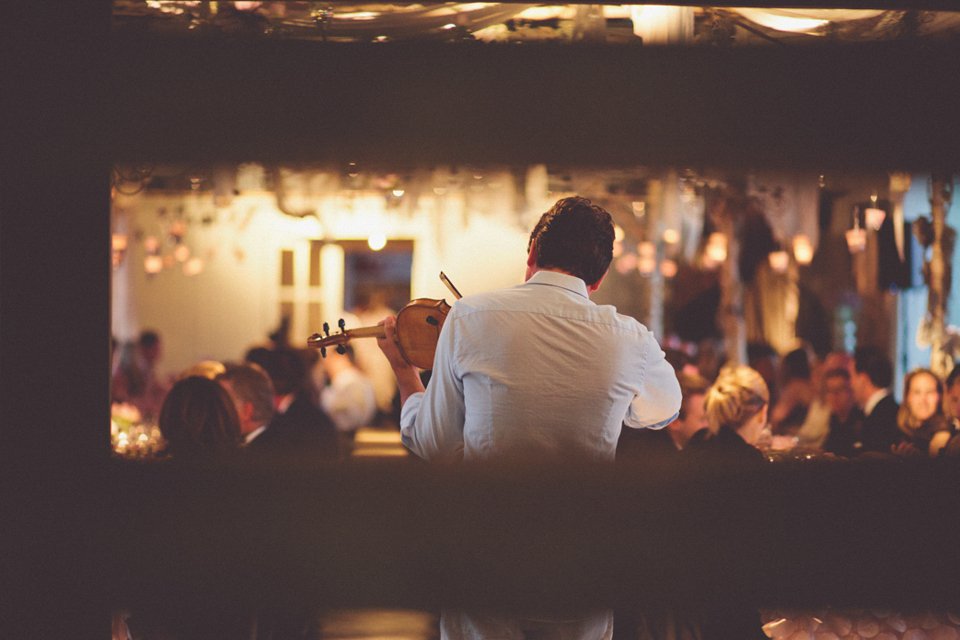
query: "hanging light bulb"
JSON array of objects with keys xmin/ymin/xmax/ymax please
[
  {"xmin": 662, "ymin": 228, "xmax": 680, "ymax": 245},
  {"xmin": 367, "ymin": 232, "xmax": 387, "ymax": 251},
  {"xmin": 705, "ymin": 232, "xmax": 727, "ymax": 265},
  {"xmin": 845, "ymin": 209, "xmax": 867, "ymax": 254},
  {"xmin": 864, "ymin": 194, "xmax": 886, "ymax": 230},
  {"xmin": 660, "ymin": 259, "xmax": 678, "ymax": 278},
  {"xmin": 792, "ymin": 235, "xmax": 814, "ymax": 265},
  {"xmin": 768, "ymin": 250, "xmax": 789, "ymax": 273}
]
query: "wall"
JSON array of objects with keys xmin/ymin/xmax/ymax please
[{"xmin": 111, "ymin": 171, "xmax": 534, "ymax": 378}]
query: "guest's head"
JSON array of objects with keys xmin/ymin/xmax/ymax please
[
  {"xmin": 217, "ymin": 362, "xmax": 276, "ymax": 436},
  {"xmin": 780, "ymin": 348, "xmax": 812, "ymax": 384},
  {"xmin": 667, "ymin": 372, "xmax": 710, "ymax": 449},
  {"xmin": 823, "ymin": 367, "xmax": 856, "ymax": 419},
  {"xmin": 526, "ymin": 196, "xmax": 615, "ymax": 289},
  {"xmin": 138, "ymin": 329, "xmax": 162, "ymax": 365},
  {"xmin": 898, "ymin": 368, "xmax": 944, "ymax": 433},
  {"xmin": 704, "ymin": 364, "xmax": 770, "ymax": 446},
  {"xmin": 245, "ymin": 346, "xmax": 309, "ymax": 398},
  {"xmin": 179, "ymin": 360, "xmax": 226, "ymax": 381},
  {"xmin": 158, "ymin": 376, "xmax": 242, "ymax": 456},
  {"xmin": 851, "ymin": 345, "xmax": 893, "ymax": 406}
]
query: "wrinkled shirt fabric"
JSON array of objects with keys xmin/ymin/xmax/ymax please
[{"xmin": 400, "ymin": 271, "xmax": 681, "ymax": 464}]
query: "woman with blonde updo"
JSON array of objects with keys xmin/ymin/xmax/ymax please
[{"xmin": 685, "ymin": 364, "xmax": 770, "ymax": 463}]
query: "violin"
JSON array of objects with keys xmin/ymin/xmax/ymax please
[{"xmin": 307, "ymin": 272, "xmax": 462, "ymax": 370}]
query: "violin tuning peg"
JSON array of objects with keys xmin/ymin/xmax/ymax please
[
  {"xmin": 323, "ymin": 322, "xmax": 330, "ymax": 336},
  {"xmin": 336, "ymin": 345, "xmax": 346, "ymax": 355},
  {"xmin": 320, "ymin": 346, "xmax": 327, "ymax": 358},
  {"xmin": 338, "ymin": 318, "xmax": 346, "ymax": 331}
]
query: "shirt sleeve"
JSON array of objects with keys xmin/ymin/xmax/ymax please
[
  {"xmin": 398, "ymin": 304, "xmax": 466, "ymax": 463},
  {"xmin": 623, "ymin": 334, "xmax": 682, "ymax": 430}
]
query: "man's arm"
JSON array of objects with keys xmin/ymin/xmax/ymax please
[{"xmin": 624, "ymin": 338, "xmax": 682, "ymax": 430}]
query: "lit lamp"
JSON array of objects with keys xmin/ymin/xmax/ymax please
[
  {"xmin": 703, "ymin": 232, "xmax": 727, "ymax": 268},
  {"xmin": 660, "ymin": 259, "xmax": 678, "ymax": 278},
  {"xmin": 845, "ymin": 226, "xmax": 867, "ymax": 254},
  {"xmin": 768, "ymin": 250, "xmax": 789, "ymax": 273},
  {"xmin": 636, "ymin": 241, "xmax": 656, "ymax": 275},
  {"xmin": 864, "ymin": 195, "xmax": 886, "ymax": 231},
  {"xmin": 792, "ymin": 235, "xmax": 814, "ymax": 265}
]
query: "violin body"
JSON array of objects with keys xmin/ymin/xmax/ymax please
[
  {"xmin": 393, "ymin": 297, "xmax": 451, "ymax": 369},
  {"xmin": 308, "ymin": 297, "xmax": 451, "ymax": 370}
]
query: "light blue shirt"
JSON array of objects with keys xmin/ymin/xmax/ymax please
[{"xmin": 400, "ymin": 271, "xmax": 682, "ymax": 463}]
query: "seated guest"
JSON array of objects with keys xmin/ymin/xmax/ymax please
[
  {"xmin": 796, "ymin": 351, "xmax": 851, "ymax": 449},
  {"xmin": 112, "ymin": 329, "xmax": 171, "ymax": 423},
  {"xmin": 617, "ymin": 372, "xmax": 709, "ymax": 462},
  {"xmin": 216, "ymin": 362, "xmax": 276, "ymax": 446},
  {"xmin": 943, "ymin": 365, "xmax": 960, "ymax": 423},
  {"xmin": 849, "ymin": 345, "xmax": 903, "ymax": 456},
  {"xmin": 319, "ymin": 345, "xmax": 377, "ymax": 457},
  {"xmin": 157, "ymin": 375, "xmax": 242, "ymax": 457},
  {"xmin": 894, "ymin": 368, "xmax": 955, "ymax": 457},
  {"xmin": 677, "ymin": 364, "xmax": 770, "ymax": 640},
  {"xmin": 685, "ymin": 364, "xmax": 770, "ymax": 464},
  {"xmin": 245, "ymin": 346, "xmax": 339, "ymax": 459},
  {"xmin": 770, "ymin": 348, "xmax": 814, "ymax": 436},
  {"xmin": 821, "ymin": 367, "xmax": 866, "ymax": 458}
]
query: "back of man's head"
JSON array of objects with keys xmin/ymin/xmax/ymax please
[
  {"xmin": 853, "ymin": 345, "xmax": 893, "ymax": 389},
  {"xmin": 527, "ymin": 196, "xmax": 615, "ymax": 287},
  {"xmin": 219, "ymin": 362, "xmax": 276, "ymax": 426}
]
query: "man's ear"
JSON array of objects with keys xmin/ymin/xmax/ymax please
[
  {"xmin": 526, "ymin": 244, "xmax": 537, "ymax": 267},
  {"xmin": 586, "ymin": 271, "xmax": 607, "ymax": 295},
  {"xmin": 241, "ymin": 401, "xmax": 255, "ymax": 423}
]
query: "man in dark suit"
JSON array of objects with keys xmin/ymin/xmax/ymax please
[
  {"xmin": 238, "ymin": 348, "xmax": 339, "ymax": 460},
  {"xmin": 850, "ymin": 345, "xmax": 903, "ymax": 456}
]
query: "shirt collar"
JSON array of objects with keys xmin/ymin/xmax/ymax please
[
  {"xmin": 245, "ymin": 424, "xmax": 267, "ymax": 444},
  {"xmin": 526, "ymin": 270, "xmax": 589, "ymax": 298},
  {"xmin": 864, "ymin": 388, "xmax": 889, "ymax": 416}
]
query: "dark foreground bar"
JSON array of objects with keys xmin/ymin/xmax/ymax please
[{"xmin": 104, "ymin": 454, "xmax": 960, "ymax": 617}]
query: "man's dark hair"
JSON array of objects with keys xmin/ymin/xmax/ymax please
[
  {"xmin": 946, "ymin": 364, "xmax": 960, "ymax": 390},
  {"xmin": 527, "ymin": 196, "xmax": 615, "ymax": 287},
  {"xmin": 245, "ymin": 346, "xmax": 308, "ymax": 397},
  {"xmin": 853, "ymin": 345, "xmax": 893, "ymax": 389},
  {"xmin": 824, "ymin": 366, "xmax": 851, "ymax": 382},
  {"xmin": 138, "ymin": 330, "xmax": 160, "ymax": 349},
  {"xmin": 676, "ymin": 372, "xmax": 709, "ymax": 420}
]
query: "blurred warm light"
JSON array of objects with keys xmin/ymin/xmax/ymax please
[
  {"xmin": 768, "ymin": 250, "xmax": 789, "ymax": 273},
  {"xmin": 367, "ymin": 232, "xmax": 387, "ymax": 251},
  {"xmin": 615, "ymin": 253, "xmax": 638, "ymax": 274},
  {"xmin": 183, "ymin": 257, "xmax": 204, "ymax": 276},
  {"xmin": 632, "ymin": 201, "xmax": 646, "ymax": 217},
  {"xmin": 660, "ymin": 259, "xmax": 678, "ymax": 278},
  {"xmin": 732, "ymin": 8, "xmax": 830, "ymax": 33},
  {"xmin": 662, "ymin": 228, "xmax": 680, "ymax": 244},
  {"xmin": 865, "ymin": 207, "xmax": 886, "ymax": 231},
  {"xmin": 638, "ymin": 257, "xmax": 656, "ymax": 275},
  {"xmin": 637, "ymin": 241, "xmax": 655, "ymax": 260},
  {"xmin": 705, "ymin": 232, "xmax": 727, "ymax": 263},
  {"xmin": 614, "ymin": 225, "xmax": 625, "ymax": 243},
  {"xmin": 612, "ymin": 241, "xmax": 624, "ymax": 258},
  {"xmin": 392, "ymin": 189, "xmax": 405, "ymax": 197},
  {"xmin": 112, "ymin": 234, "xmax": 128, "ymax": 252},
  {"xmin": 144, "ymin": 255, "xmax": 163, "ymax": 274},
  {"xmin": 845, "ymin": 228, "xmax": 867, "ymax": 253},
  {"xmin": 144, "ymin": 236, "xmax": 160, "ymax": 254},
  {"xmin": 792, "ymin": 235, "xmax": 814, "ymax": 265},
  {"xmin": 174, "ymin": 245, "xmax": 190, "ymax": 262}
]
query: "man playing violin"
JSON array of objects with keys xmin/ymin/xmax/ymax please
[{"xmin": 377, "ymin": 196, "xmax": 682, "ymax": 640}]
